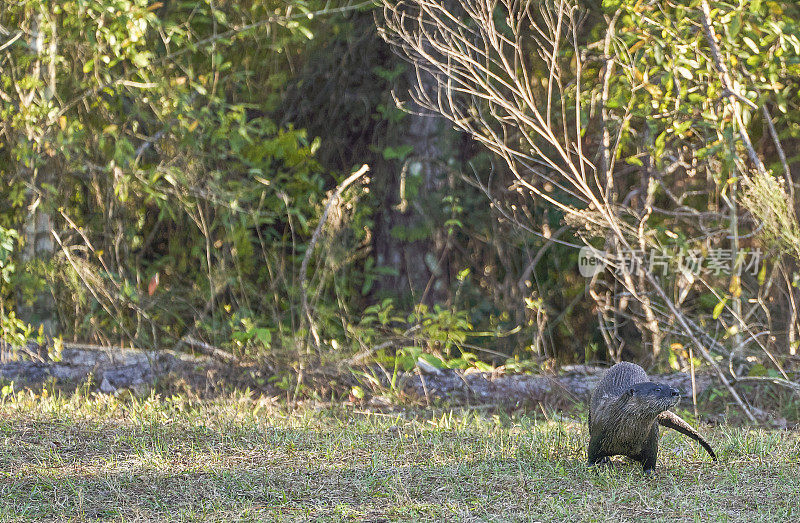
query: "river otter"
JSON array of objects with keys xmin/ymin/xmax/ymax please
[{"xmin": 588, "ymin": 361, "xmax": 717, "ymax": 473}]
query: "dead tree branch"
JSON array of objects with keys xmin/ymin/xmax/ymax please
[{"xmin": 378, "ymin": 0, "xmax": 759, "ymax": 420}]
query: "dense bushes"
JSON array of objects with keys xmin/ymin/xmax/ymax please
[{"xmin": 2, "ymin": 0, "xmax": 800, "ymax": 383}]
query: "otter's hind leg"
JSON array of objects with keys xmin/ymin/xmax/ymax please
[{"xmin": 638, "ymin": 425, "xmax": 659, "ymax": 474}]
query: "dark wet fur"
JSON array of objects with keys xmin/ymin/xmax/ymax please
[{"xmin": 588, "ymin": 362, "xmax": 717, "ymax": 473}]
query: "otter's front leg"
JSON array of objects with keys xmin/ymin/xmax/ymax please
[
  {"xmin": 587, "ymin": 434, "xmax": 607, "ymax": 466},
  {"xmin": 638, "ymin": 425, "xmax": 659, "ymax": 474}
]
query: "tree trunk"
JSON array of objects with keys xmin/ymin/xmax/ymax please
[
  {"xmin": 16, "ymin": 12, "xmax": 58, "ymax": 337},
  {"xmin": 372, "ymin": 64, "xmax": 451, "ymax": 305},
  {"xmin": 18, "ymin": 183, "xmax": 57, "ymax": 337}
]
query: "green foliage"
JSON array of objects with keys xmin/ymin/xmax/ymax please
[
  {"xmin": 0, "ymin": 0, "xmax": 354, "ymax": 355},
  {"xmin": 230, "ymin": 314, "xmax": 273, "ymax": 358},
  {"xmin": 0, "ymin": 226, "xmax": 41, "ymax": 351},
  {"xmin": 0, "ymin": 311, "xmax": 38, "ymax": 351},
  {"xmin": 408, "ymin": 303, "xmax": 473, "ymax": 358},
  {"xmin": 350, "ymin": 298, "xmax": 488, "ymax": 394},
  {"xmin": 0, "ymin": 227, "xmax": 18, "ymax": 288},
  {"xmin": 579, "ymin": 0, "xmax": 800, "ymax": 363}
]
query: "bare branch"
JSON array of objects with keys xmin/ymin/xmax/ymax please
[
  {"xmin": 378, "ymin": 0, "xmax": 760, "ymax": 421},
  {"xmin": 300, "ymin": 164, "xmax": 370, "ymax": 351}
]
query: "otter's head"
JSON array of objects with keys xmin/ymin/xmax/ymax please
[{"xmin": 624, "ymin": 382, "xmax": 681, "ymax": 416}]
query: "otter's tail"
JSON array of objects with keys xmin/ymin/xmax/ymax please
[{"xmin": 657, "ymin": 411, "xmax": 717, "ymax": 461}]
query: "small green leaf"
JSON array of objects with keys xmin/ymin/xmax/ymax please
[
  {"xmin": 757, "ymin": 264, "xmax": 767, "ymax": 285},
  {"xmin": 1, "ymin": 382, "xmax": 13, "ymax": 398},
  {"xmin": 676, "ymin": 67, "xmax": 692, "ymax": 80},
  {"xmin": 382, "ymin": 145, "xmax": 414, "ymax": 160},
  {"xmin": 298, "ymin": 25, "xmax": 314, "ymax": 40},
  {"xmin": 350, "ymin": 386, "xmax": 365, "ymax": 399},
  {"xmin": 713, "ymin": 298, "xmax": 727, "ymax": 319},
  {"xmin": 742, "ymin": 36, "xmax": 759, "ymax": 54},
  {"xmin": 254, "ymin": 328, "xmax": 271, "ymax": 347}
]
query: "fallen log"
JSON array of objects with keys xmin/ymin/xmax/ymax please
[
  {"xmin": 0, "ymin": 341, "xmax": 714, "ymax": 407},
  {"xmin": 398, "ymin": 365, "xmax": 715, "ymax": 407},
  {"xmin": 0, "ymin": 342, "xmax": 220, "ymax": 395}
]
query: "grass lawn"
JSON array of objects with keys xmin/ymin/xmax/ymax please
[{"xmin": 0, "ymin": 391, "xmax": 797, "ymax": 522}]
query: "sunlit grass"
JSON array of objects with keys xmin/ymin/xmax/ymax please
[{"xmin": 0, "ymin": 390, "xmax": 797, "ymax": 521}]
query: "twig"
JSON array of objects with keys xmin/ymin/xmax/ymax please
[
  {"xmin": 346, "ymin": 339, "xmax": 396, "ymax": 365},
  {"xmin": 688, "ymin": 345, "xmax": 698, "ymax": 418},
  {"xmin": 761, "ymin": 104, "xmax": 795, "ymax": 203},
  {"xmin": 643, "ymin": 267, "xmax": 756, "ymax": 422},
  {"xmin": 61, "ymin": 342, "xmax": 137, "ymax": 351},
  {"xmin": 165, "ymin": 1, "xmax": 376, "ymax": 62},
  {"xmin": 698, "ymin": 0, "xmax": 765, "ymax": 175},
  {"xmin": 52, "ymin": 230, "xmax": 137, "ymax": 344},
  {"xmin": 179, "ymin": 335, "xmax": 240, "ymax": 364},
  {"xmin": 0, "ymin": 30, "xmax": 22, "ymax": 52},
  {"xmin": 517, "ymin": 224, "xmax": 569, "ymax": 291},
  {"xmin": 345, "ymin": 325, "xmax": 422, "ymax": 365},
  {"xmin": 731, "ymin": 375, "xmax": 800, "ymax": 394},
  {"xmin": 300, "ymin": 164, "xmax": 370, "ymax": 351},
  {"xmin": 169, "ymin": 283, "xmax": 230, "ymax": 352}
]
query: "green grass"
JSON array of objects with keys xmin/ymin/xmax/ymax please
[{"xmin": 0, "ymin": 391, "xmax": 798, "ymax": 522}]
